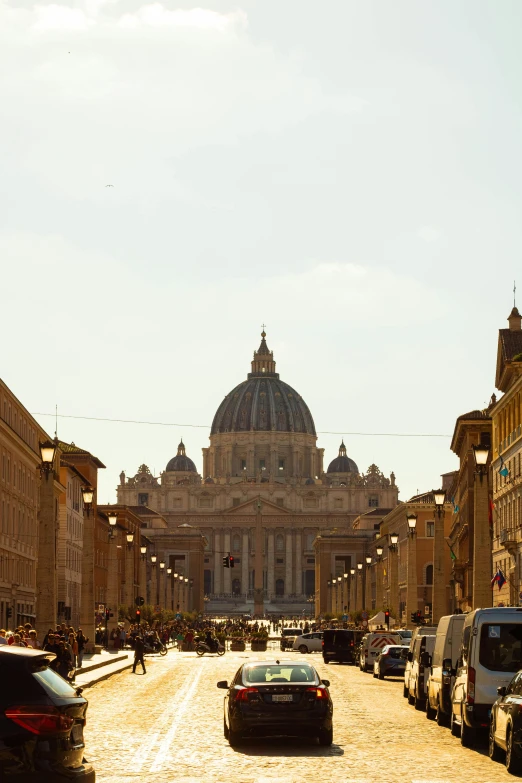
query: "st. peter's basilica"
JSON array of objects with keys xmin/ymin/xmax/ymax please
[{"xmin": 117, "ymin": 331, "xmax": 399, "ymax": 614}]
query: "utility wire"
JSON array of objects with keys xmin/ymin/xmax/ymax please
[{"xmin": 31, "ymin": 411, "xmax": 451, "ymax": 438}]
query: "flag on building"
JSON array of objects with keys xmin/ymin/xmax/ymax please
[
  {"xmin": 488, "ymin": 498, "xmax": 495, "ymax": 528},
  {"xmin": 499, "ymin": 456, "xmax": 509, "ymax": 478},
  {"xmin": 491, "ymin": 569, "xmax": 506, "ymax": 590}
]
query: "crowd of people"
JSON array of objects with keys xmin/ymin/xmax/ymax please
[{"xmin": 0, "ymin": 622, "xmax": 89, "ymax": 680}]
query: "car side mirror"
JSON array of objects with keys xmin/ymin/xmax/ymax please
[
  {"xmin": 217, "ymin": 680, "xmax": 228, "ymax": 689},
  {"xmin": 407, "ymin": 652, "xmax": 413, "ymax": 663},
  {"xmin": 420, "ymin": 652, "xmax": 431, "ymax": 667},
  {"xmin": 321, "ymin": 679, "xmax": 330, "ymax": 687},
  {"xmin": 497, "ymin": 686, "xmax": 507, "ymax": 697}
]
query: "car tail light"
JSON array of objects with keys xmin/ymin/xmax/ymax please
[
  {"xmin": 466, "ymin": 667, "xmax": 475, "ymax": 704},
  {"xmin": 306, "ymin": 686, "xmax": 329, "ymax": 700},
  {"xmin": 322, "ymin": 641, "xmax": 324, "ymax": 647},
  {"xmin": 5, "ymin": 706, "xmax": 74, "ymax": 735},
  {"xmin": 235, "ymin": 687, "xmax": 259, "ymax": 702}
]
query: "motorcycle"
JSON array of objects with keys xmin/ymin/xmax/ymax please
[
  {"xmin": 195, "ymin": 640, "xmax": 225, "ymax": 657},
  {"xmin": 143, "ymin": 638, "xmax": 168, "ymax": 656}
]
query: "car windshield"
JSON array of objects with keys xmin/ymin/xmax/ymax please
[
  {"xmin": 385, "ymin": 647, "xmax": 404, "ymax": 657},
  {"xmin": 282, "ymin": 630, "xmax": 300, "ymax": 636},
  {"xmin": 479, "ymin": 623, "xmax": 522, "ymax": 672},
  {"xmin": 243, "ymin": 664, "xmax": 318, "ymax": 684}
]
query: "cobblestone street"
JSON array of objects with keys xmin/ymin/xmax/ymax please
[{"xmin": 84, "ymin": 649, "xmax": 516, "ymax": 783}]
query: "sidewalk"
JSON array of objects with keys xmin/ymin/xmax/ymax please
[{"xmin": 74, "ymin": 650, "xmax": 132, "ymax": 689}]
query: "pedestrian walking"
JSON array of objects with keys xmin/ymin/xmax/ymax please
[
  {"xmin": 132, "ymin": 635, "xmax": 146, "ymax": 674},
  {"xmin": 76, "ymin": 629, "xmax": 88, "ymax": 668}
]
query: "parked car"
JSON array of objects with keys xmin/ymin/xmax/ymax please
[
  {"xmin": 396, "ymin": 629, "xmax": 413, "ymax": 645},
  {"xmin": 451, "ymin": 607, "xmax": 522, "ymax": 748},
  {"xmin": 217, "ymin": 660, "xmax": 333, "ymax": 746},
  {"xmin": 372, "ymin": 645, "xmax": 409, "ymax": 680},
  {"xmin": 426, "ymin": 613, "xmax": 465, "ymax": 726},
  {"xmin": 359, "ymin": 632, "xmax": 402, "ymax": 672},
  {"xmin": 403, "ymin": 626, "xmax": 437, "ymax": 698},
  {"xmin": 280, "ymin": 629, "xmax": 302, "ymax": 651},
  {"xmin": 489, "ymin": 669, "xmax": 522, "ymax": 774},
  {"xmin": 322, "ymin": 629, "xmax": 365, "ymax": 665},
  {"xmin": 293, "ymin": 632, "xmax": 323, "ymax": 654},
  {"xmin": 0, "ymin": 645, "xmax": 95, "ymax": 782},
  {"xmin": 407, "ymin": 634, "xmax": 436, "ymax": 710}
]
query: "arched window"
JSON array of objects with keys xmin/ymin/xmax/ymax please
[
  {"xmin": 276, "ymin": 534, "xmax": 284, "ymax": 552},
  {"xmin": 232, "ymin": 578, "xmax": 241, "ymax": 595},
  {"xmin": 276, "ymin": 579, "xmax": 285, "ymax": 596},
  {"xmin": 425, "ymin": 564, "xmax": 433, "ymax": 585},
  {"xmin": 232, "ymin": 534, "xmax": 241, "ymax": 553}
]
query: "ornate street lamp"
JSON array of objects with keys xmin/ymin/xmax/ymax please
[
  {"xmin": 140, "ymin": 545, "xmax": 147, "ymax": 560},
  {"xmin": 376, "ymin": 545, "xmax": 384, "ymax": 560},
  {"xmin": 407, "ymin": 513, "xmax": 418, "ymax": 537},
  {"xmin": 357, "ymin": 562, "xmax": 363, "ymax": 572},
  {"xmin": 39, "ymin": 439, "xmax": 57, "ymax": 477},
  {"xmin": 167, "ymin": 567, "xmax": 172, "ymax": 576},
  {"xmin": 365, "ymin": 556, "xmax": 372, "ymax": 567},
  {"xmin": 433, "ymin": 489, "xmax": 446, "ymax": 516},
  {"xmin": 159, "ymin": 561, "xmax": 165, "ymax": 572},
  {"xmin": 151, "ymin": 554, "xmax": 157, "ymax": 566},
  {"xmin": 107, "ymin": 510, "xmax": 117, "ymax": 540},
  {"xmin": 350, "ymin": 568, "xmax": 355, "ymax": 578},
  {"xmin": 389, "ymin": 533, "xmax": 399, "ymax": 551},
  {"xmin": 126, "ymin": 532, "xmax": 134, "ymax": 549},
  {"xmin": 81, "ymin": 486, "xmax": 94, "ymax": 517},
  {"xmin": 472, "ymin": 443, "xmax": 489, "ymax": 483}
]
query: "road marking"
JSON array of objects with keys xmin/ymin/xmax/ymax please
[
  {"xmin": 149, "ymin": 660, "xmax": 207, "ymax": 772},
  {"xmin": 130, "ymin": 663, "xmax": 204, "ymax": 772}
]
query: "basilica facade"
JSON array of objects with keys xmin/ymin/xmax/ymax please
[{"xmin": 117, "ymin": 332, "xmax": 399, "ymax": 613}]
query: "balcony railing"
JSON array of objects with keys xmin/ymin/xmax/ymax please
[{"xmin": 500, "ymin": 528, "xmax": 517, "ymax": 546}]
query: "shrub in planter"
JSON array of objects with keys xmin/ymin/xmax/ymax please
[
  {"xmin": 230, "ymin": 639, "xmax": 246, "ymax": 651},
  {"xmin": 250, "ymin": 631, "xmax": 268, "ymax": 651}
]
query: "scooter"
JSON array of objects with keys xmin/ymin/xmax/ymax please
[
  {"xmin": 143, "ymin": 638, "xmax": 168, "ymax": 656},
  {"xmin": 195, "ymin": 640, "xmax": 225, "ymax": 656}
]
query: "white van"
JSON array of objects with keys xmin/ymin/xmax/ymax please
[
  {"xmin": 359, "ymin": 631, "xmax": 402, "ymax": 672},
  {"xmin": 451, "ymin": 607, "xmax": 522, "ymax": 748},
  {"xmin": 408, "ymin": 634, "xmax": 436, "ymax": 710},
  {"xmin": 426, "ymin": 613, "xmax": 465, "ymax": 726},
  {"xmin": 403, "ymin": 626, "xmax": 437, "ymax": 698}
]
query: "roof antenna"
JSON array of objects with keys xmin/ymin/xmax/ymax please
[
  {"xmin": 514, "ymin": 280, "xmax": 517, "ymax": 308},
  {"xmin": 54, "ymin": 404, "xmax": 58, "ymax": 440}
]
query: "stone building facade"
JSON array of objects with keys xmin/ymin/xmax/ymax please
[
  {"xmin": 117, "ymin": 332, "xmax": 399, "ymax": 614},
  {"xmin": 0, "ymin": 379, "xmax": 48, "ymax": 628}
]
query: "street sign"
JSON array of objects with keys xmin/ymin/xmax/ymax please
[
  {"xmin": 362, "ymin": 619, "xmax": 368, "ymax": 627},
  {"xmin": 175, "ymin": 612, "xmax": 182, "ymax": 620},
  {"xmin": 342, "ymin": 614, "xmax": 348, "ymax": 621},
  {"xmin": 361, "ymin": 611, "xmax": 368, "ymax": 620},
  {"xmin": 98, "ymin": 604, "xmax": 105, "ymax": 613},
  {"xmin": 135, "ymin": 595, "xmax": 145, "ymax": 606}
]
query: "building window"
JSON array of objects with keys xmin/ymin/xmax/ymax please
[
  {"xmin": 426, "ymin": 521, "xmax": 434, "ymax": 537},
  {"xmin": 307, "ymin": 558, "xmax": 315, "ymax": 564},
  {"xmin": 276, "ymin": 498, "xmax": 284, "ymax": 507},
  {"xmin": 232, "ymin": 498, "xmax": 240, "ymax": 507},
  {"xmin": 259, "ymin": 459, "xmax": 266, "ymax": 470},
  {"xmin": 240, "ymin": 459, "xmax": 246, "ymax": 471},
  {"xmin": 232, "ymin": 534, "xmax": 241, "ymax": 552},
  {"xmin": 425, "ymin": 564, "xmax": 434, "ymax": 585},
  {"xmin": 368, "ymin": 495, "xmax": 379, "ymax": 508},
  {"xmin": 138, "ymin": 493, "xmax": 149, "ymax": 506},
  {"xmin": 275, "ymin": 579, "xmax": 284, "ymax": 595},
  {"xmin": 276, "ymin": 534, "xmax": 284, "ymax": 552},
  {"xmin": 276, "ymin": 558, "xmax": 284, "ymax": 564},
  {"xmin": 279, "ymin": 459, "xmax": 285, "ymax": 471},
  {"xmin": 335, "ymin": 498, "xmax": 342, "ymax": 509}
]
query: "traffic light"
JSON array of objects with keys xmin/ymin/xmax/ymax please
[
  {"xmin": 229, "ymin": 555, "xmax": 234, "ymax": 569},
  {"xmin": 135, "ymin": 609, "xmax": 141, "ymax": 624},
  {"xmin": 222, "ymin": 555, "xmax": 229, "ymax": 568},
  {"xmin": 384, "ymin": 610, "xmax": 390, "ymax": 628},
  {"xmin": 6, "ymin": 607, "xmax": 12, "ymax": 619}
]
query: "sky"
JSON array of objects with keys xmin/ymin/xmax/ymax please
[{"xmin": 1, "ymin": 0, "xmax": 521, "ymax": 504}]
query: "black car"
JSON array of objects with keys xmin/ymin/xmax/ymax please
[
  {"xmin": 217, "ymin": 660, "xmax": 333, "ymax": 746},
  {"xmin": 322, "ymin": 629, "xmax": 365, "ymax": 665},
  {"xmin": 489, "ymin": 670, "xmax": 522, "ymax": 775},
  {"xmin": 0, "ymin": 646, "xmax": 95, "ymax": 782}
]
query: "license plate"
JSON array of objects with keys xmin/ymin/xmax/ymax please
[
  {"xmin": 272, "ymin": 694, "xmax": 293, "ymax": 702},
  {"xmin": 71, "ymin": 724, "xmax": 83, "ymax": 744}
]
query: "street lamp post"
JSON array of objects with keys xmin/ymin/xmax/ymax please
[
  {"xmin": 159, "ymin": 561, "xmax": 165, "ymax": 610},
  {"xmin": 375, "ymin": 545, "xmax": 384, "ymax": 610},
  {"xmin": 327, "ymin": 580, "xmax": 332, "ymax": 614},
  {"xmin": 151, "ymin": 555, "xmax": 158, "ymax": 609},
  {"xmin": 343, "ymin": 573, "xmax": 348, "ymax": 615},
  {"xmin": 349, "ymin": 568, "xmax": 355, "ymax": 614},
  {"xmin": 167, "ymin": 568, "xmax": 172, "ymax": 611},
  {"xmin": 472, "ymin": 444, "xmax": 492, "ymax": 609},
  {"xmin": 356, "ymin": 562, "xmax": 363, "ymax": 612},
  {"xmin": 432, "ymin": 489, "xmax": 447, "ymax": 624},
  {"xmin": 105, "ymin": 510, "xmax": 119, "ymax": 649},
  {"xmin": 365, "ymin": 556, "xmax": 372, "ymax": 612},
  {"xmin": 139, "ymin": 545, "xmax": 147, "ymax": 604},
  {"xmin": 388, "ymin": 533, "xmax": 399, "ymax": 619},
  {"xmin": 406, "ymin": 513, "xmax": 418, "ymax": 629},
  {"xmin": 125, "ymin": 532, "xmax": 135, "ymax": 605},
  {"xmin": 35, "ymin": 439, "xmax": 58, "ymax": 639}
]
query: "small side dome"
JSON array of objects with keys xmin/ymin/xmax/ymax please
[
  {"xmin": 327, "ymin": 440, "xmax": 359, "ymax": 474},
  {"xmin": 166, "ymin": 440, "xmax": 197, "ymax": 472},
  {"xmin": 204, "ymin": 476, "xmax": 215, "ymax": 484},
  {"xmin": 305, "ymin": 477, "xmax": 315, "ymax": 485}
]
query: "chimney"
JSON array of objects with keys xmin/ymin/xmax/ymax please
[{"xmin": 508, "ymin": 307, "xmax": 521, "ymax": 331}]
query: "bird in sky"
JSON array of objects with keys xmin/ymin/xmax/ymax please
[{"xmin": 105, "ymin": 185, "xmax": 114, "ymax": 188}]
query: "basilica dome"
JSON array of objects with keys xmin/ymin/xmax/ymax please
[
  {"xmin": 210, "ymin": 332, "xmax": 316, "ymax": 436},
  {"xmin": 166, "ymin": 440, "xmax": 197, "ymax": 472},
  {"xmin": 327, "ymin": 441, "xmax": 359, "ymax": 474}
]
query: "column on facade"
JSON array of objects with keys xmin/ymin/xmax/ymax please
[
  {"xmin": 267, "ymin": 529, "xmax": 275, "ymax": 597},
  {"xmin": 270, "ymin": 448, "xmax": 277, "ymax": 479},
  {"xmin": 139, "ymin": 556, "xmax": 147, "ymax": 605},
  {"xmin": 432, "ymin": 510, "xmax": 447, "ymax": 624},
  {"xmin": 375, "ymin": 560, "xmax": 383, "ymax": 610},
  {"xmin": 124, "ymin": 546, "xmax": 134, "ymax": 605},
  {"xmin": 309, "ymin": 448, "xmax": 316, "ymax": 480},
  {"xmin": 166, "ymin": 574, "xmax": 173, "ymax": 612},
  {"xmin": 151, "ymin": 566, "xmax": 158, "ymax": 609},
  {"xmin": 79, "ymin": 507, "xmax": 95, "ymax": 652},
  {"xmin": 356, "ymin": 571, "xmax": 363, "ymax": 612},
  {"xmin": 106, "ymin": 538, "xmax": 119, "ymax": 647},
  {"xmin": 364, "ymin": 565, "xmax": 372, "ymax": 612},
  {"xmin": 202, "ymin": 449, "xmax": 209, "ymax": 479},
  {"xmin": 223, "ymin": 529, "xmax": 231, "ymax": 593},
  {"xmin": 285, "ymin": 531, "xmax": 293, "ymax": 596},
  {"xmin": 247, "ymin": 448, "xmax": 255, "ymax": 477},
  {"xmin": 295, "ymin": 531, "xmax": 302, "ymax": 596},
  {"xmin": 389, "ymin": 549, "xmax": 399, "ymax": 617},
  {"xmin": 292, "ymin": 448, "xmax": 299, "ymax": 478},
  {"xmin": 242, "ymin": 529, "xmax": 249, "ymax": 598},
  {"xmin": 213, "ymin": 531, "xmax": 221, "ymax": 595}
]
